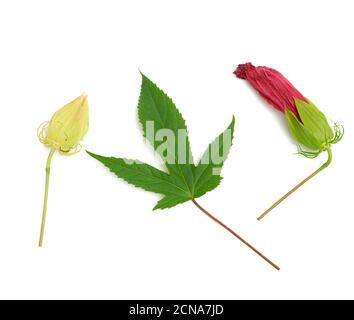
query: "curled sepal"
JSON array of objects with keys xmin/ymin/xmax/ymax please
[
  {"xmin": 329, "ymin": 122, "xmax": 344, "ymax": 145},
  {"xmin": 296, "ymin": 146, "xmax": 322, "ymax": 159}
]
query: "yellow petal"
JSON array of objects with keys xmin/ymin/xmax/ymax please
[{"xmin": 41, "ymin": 93, "xmax": 89, "ymax": 153}]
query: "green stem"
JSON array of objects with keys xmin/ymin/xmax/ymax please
[
  {"xmin": 257, "ymin": 147, "xmax": 332, "ymax": 221},
  {"xmin": 39, "ymin": 147, "xmax": 56, "ymax": 247}
]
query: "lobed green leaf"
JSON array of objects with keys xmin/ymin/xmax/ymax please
[{"xmin": 88, "ymin": 74, "xmax": 235, "ymax": 210}]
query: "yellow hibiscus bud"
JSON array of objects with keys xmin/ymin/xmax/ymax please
[
  {"xmin": 38, "ymin": 93, "xmax": 89, "ymax": 155},
  {"xmin": 37, "ymin": 94, "xmax": 89, "ymax": 247}
]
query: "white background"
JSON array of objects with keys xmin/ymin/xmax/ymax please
[{"xmin": 0, "ymin": 0, "xmax": 352, "ymax": 300}]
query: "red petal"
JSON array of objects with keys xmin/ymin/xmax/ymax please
[{"xmin": 234, "ymin": 63, "xmax": 305, "ymax": 121}]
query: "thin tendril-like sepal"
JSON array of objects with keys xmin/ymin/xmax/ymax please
[
  {"xmin": 37, "ymin": 121, "xmax": 50, "ymax": 145},
  {"xmin": 296, "ymin": 146, "xmax": 322, "ymax": 159},
  {"xmin": 59, "ymin": 144, "xmax": 82, "ymax": 156},
  {"xmin": 330, "ymin": 122, "xmax": 344, "ymax": 145},
  {"xmin": 295, "ymin": 122, "xmax": 343, "ymax": 159},
  {"xmin": 37, "ymin": 121, "xmax": 82, "ymax": 156}
]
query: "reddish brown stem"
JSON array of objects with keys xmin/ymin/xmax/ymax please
[{"xmin": 192, "ymin": 198, "xmax": 280, "ymax": 271}]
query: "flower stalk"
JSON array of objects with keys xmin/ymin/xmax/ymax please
[
  {"xmin": 257, "ymin": 147, "xmax": 332, "ymax": 221},
  {"xmin": 39, "ymin": 147, "xmax": 56, "ymax": 247}
]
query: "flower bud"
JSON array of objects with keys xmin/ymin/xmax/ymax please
[
  {"xmin": 235, "ymin": 63, "xmax": 343, "ymax": 157},
  {"xmin": 38, "ymin": 94, "xmax": 89, "ymax": 155},
  {"xmin": 285, "ymin": 99, "xmax": 336, "ymax": 153}
]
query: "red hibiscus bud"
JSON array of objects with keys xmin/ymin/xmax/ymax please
[
  {"xmin": 234, "ymin": 62, "xmax": 343, "ymax": 155},
  {"xmin": 235, "ymin": 62, "xmax": 344, "ymax": 221},
  {"xmin": 234, "ymin": 62, "xmax": 305, "ymax": 120}
]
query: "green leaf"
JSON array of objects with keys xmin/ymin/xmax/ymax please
[
  {"xmin": 87, "ymin": 152, "xmax": 190, "ymax": 199},
  {"xmin": 153, "ymin": 195, "xmax": 190, "ymax": 210},
  {"xmin": 138, "ymin": 74, "xmax": 195, "ymax": 196},
  {"xmin": 193, "ymin": 116, "xmax": 235, "ymax": 198},
  {"xmin": 87, "ymin": 74, "xmax": 235, "ymax": 210}
]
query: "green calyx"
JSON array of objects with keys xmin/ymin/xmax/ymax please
[{"xmin": 285, "ymin": 99, "xmax": 344, "ymax": 159}]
